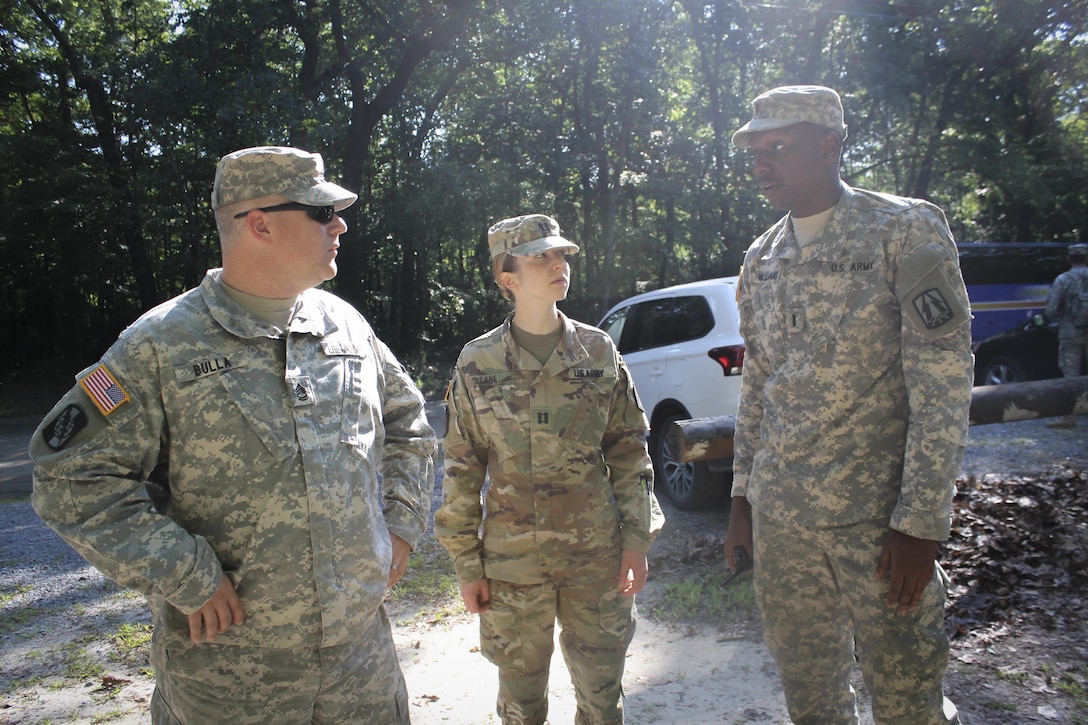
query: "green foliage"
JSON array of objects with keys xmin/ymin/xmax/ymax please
[
  {"xmin": 649, "ymin": 569, "xmax": 758, "ymax": 624},
  {"xmin": 385, "ymin": 536, "xmax": 462, "ymax": 621},
  {"xmin": 1, "ymin": 0, "xmax": 1085, "ymax": 379}
]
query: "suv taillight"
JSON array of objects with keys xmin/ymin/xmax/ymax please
[{"xmin": 708, "ymin": 345, "xmax": 745, "ymax": 376}]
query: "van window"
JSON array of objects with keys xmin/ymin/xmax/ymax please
[{"xmin": 958, "ymin": 242, "xmax": 1070, "ymax": 341}]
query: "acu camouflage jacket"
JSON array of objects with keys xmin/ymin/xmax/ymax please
[
  {"xmin": 732, "ymin": 185, "xmax": 974, "ymax": 541},
  {"xmin": 31, "ymin": 270, "xmax": 436, "ymax": 650}
]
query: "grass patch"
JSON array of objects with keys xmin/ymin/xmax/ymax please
[
  {"xmin": 1053, "ymin": 664, "xmax": 1088, "ymax": 714},
  {"xmin": 0, "ymin": 604, "xmax": 43, "ymax": 636},
  {"xmin": 0, "ymin": 584, "xmax": 32, "ymax": 605},
  {"xmin": 90, "ymin": 709, "xmax": 130, "ymax": 724},
  {"xmin": 996, "ymin": 667, "xmax": 1029, "ymax": 685},
  {"xmin": 985, "ymin": 699, "xmax": 1018, "ymax": 712},
  {"xmin": 649, "ymin": 569, "xmax": 758, "ymax": 624},
  {"xmin": 62, "ymin": 648, "xmax": 106, "ymax": 680},
  {"xmin": 110, "ymin": 623, "xmax": 152, "ymax": 654},
  {"xmin": 385, "ymin": 536, "xmax": 462, "ymax": 621}
]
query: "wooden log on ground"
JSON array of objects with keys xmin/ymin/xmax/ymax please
[
  {"xmin": 669, "ymin": 376, "xmax": 1088, "ymax": 463},
  {"xmin": 968, "ymin": 376, "xmax": 1088, "ymax": 425}
]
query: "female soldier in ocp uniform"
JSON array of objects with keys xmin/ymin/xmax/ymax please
[{"xmin": 435, "ymin": 214, "xmax": 664, "ymax": 725}]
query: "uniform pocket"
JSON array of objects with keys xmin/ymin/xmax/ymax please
[
  {"xmin": 480, "ymin": 607, "xmax": 522, "ymax": 667},
  {"xmin": 598, "ymin": 587, "xmax": 636, "ymax": 639},
  {"xmin": 336, "ymin": 354, "xmax": 378, "ymax": 448}
]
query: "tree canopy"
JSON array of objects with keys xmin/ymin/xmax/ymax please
[{"xmin": 2, "ymin": 0, "xmax": 1085, "ymax": 391}]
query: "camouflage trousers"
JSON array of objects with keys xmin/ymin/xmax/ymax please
[
  {"xmin": 149, "ymin": 604, "xmax": 408, "ymax": 724},
  {"xmin": 753, "ymin": 511, "xmax": 960, "ymax": 725},
  {"xmin": 479, "ymin": 578, "xmax": 636, "ymax": 725},
  {"xmin": 1057, "ymin": 333, "xmax": 1087, "ymax": 378}
]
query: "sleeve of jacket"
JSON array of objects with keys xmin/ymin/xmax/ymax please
[
  {"xmin": 29, "ymin": 331, "xmax": 223, "ymax": 616},
  {"xmin": 600, "ymin": 354, "xmax": 663, "ymax": 553},
  {"xmin": 890, "ymin": 204, "xmax": 974, "ymax": 541},
  {"xmin": 433, "ymin": 362, "xmax": 489, "ymax": 585},
  {"xmin": 1044, "ymin": 273, "xmax": 1067, "ymax": 322},
  {"xmin": 375, "ymin": 337, "xmax": 438, "ymax": 551},
  {"xmin": 731, "ymin": 252, "xmax": 769, "ymax": 500}
]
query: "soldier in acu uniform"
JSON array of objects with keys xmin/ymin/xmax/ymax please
[
  {"xmin": 30, "ymin": 146, "xmax": 437, "ymax": 724},
  {"xmin": 1042, "ymin": 242, "xmax": 1088, "ymax": 429},
  {"xmin": 434, "ymin": 214, "xmax": 664, "ymax": 725},
  {"xmin": 723, "ymin": 87, "xmax": 973, "ymax": 725}
]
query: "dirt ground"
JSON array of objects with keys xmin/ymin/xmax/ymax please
[{"xmin": 2, "ymin": 416, "xmax": 1087, "ymax": 724}]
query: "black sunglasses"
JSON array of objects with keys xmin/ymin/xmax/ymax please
[{"xmin": 233, "ymin": 202, "xmax": 337, "ymax": 224}]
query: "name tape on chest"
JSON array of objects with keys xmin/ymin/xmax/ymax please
[{"xmin": 173, "ymin": 354, "xmax": 242, "ymax": 383}]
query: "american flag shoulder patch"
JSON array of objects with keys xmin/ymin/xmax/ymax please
[{"xmin": 79, "ymin": 364, "xmax": 130, "ymax": 416}]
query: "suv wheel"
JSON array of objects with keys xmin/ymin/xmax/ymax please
[
  {"xmin": 652, "ymin": 413, "xmax": 724, "ymax": 510},
  {"xmin": 980, "ymin": 355, "xmax": 1027, "ymax": 385}
]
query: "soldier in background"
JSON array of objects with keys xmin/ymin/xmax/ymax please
[
  {"xmin": 30, "ymin": 146, "xmax": 436, "ymax": 724},
  {"xmin": 434, "ymin": 214, "xmax": 664, "ymax": 725},
  {"xmin": 1043, "ymin": 242, "xmax": 1088, "ymax": 429},
  {"xmin": 723, "ymin": 86, "xmax": 973, "ymax": 725}
]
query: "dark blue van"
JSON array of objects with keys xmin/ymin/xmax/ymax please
[{"xmin": 958, "ymin": 242, "xmax": 1070, "ymax": 384}]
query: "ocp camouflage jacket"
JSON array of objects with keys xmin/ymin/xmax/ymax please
[{"xmin": 435, "ymin": 313, "xmax": 663, "ymax": 586}]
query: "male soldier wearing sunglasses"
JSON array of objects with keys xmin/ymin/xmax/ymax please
[{"xmin": 30, "ymin": 146, "xmax": 436, "ymax": 724}]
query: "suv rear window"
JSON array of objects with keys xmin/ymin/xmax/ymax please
[{"xmin": 602, "ymin": 295, "xmax": 715, "ymax": 354}]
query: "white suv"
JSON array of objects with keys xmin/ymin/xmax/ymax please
[{"xmin": 598, "ymin": 277, "xmax": 744, "ymax": 509}]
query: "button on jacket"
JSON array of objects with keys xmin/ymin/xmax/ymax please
[
  {"xmin": 31, "ymin": 269, "xmax": 436, "ymax": 650},
  {"xmin": 435, "ymin": 312, "xmax": 662, "ymax": 587},
  {"xmin": 732, "ymin": 185, "xmax": 974, "ymax": 541}
]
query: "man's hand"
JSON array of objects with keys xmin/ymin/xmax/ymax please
[
  {"xmin": 187, "ymin": 574, "xmax": 244, "ymax": 644},
  {"xmin": 617, "ymin": 548, "xmax": 649, "ymax": 596},
  {"xmin": 873, "ymin": 529, "xmax": 939, "ymax": 615},
  {"xmin": 387, "ymin": 533, "xmax": 411, "ymax": 588},
  {"xmin": 460, "ymin": 579, "xmax": 491, "ymax": 614},
  {"xmin": 724, "ymin": 496, "xmax": 753, "ymax": 572}
]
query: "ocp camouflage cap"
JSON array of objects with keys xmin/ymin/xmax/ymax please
[
  {"xmin": 1069, "ymin": 243, "xmax": 1088, "ymax": 256},
  {"xmin": 487, "ymin": 214, "xmax": 580, "ymax": 259},
  {"xmin": 732, "ymin": 85, "xmax": 849, "ymax": 148},
  {"xmin": 211, "ymin": 146, "xmax": 358, "ymax": 211}
]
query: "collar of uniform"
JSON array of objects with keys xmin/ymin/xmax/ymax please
[
  {"xmin": 500, "ymin": 311, "xmax": 590, "ymax": 373},
  {"xmin": 200, "ymin": 270, "xmax": 337, "ymax": 339},
  {"xmin": 793, "ymin": 182, "xmax": 853, "ymax": 264}
]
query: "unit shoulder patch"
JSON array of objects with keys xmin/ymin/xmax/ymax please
[
  {"xmin": 43, "ymin": 404, "xmax": 87, "ymax": 450},
  {"xmin": 912, "ymin": 288, "xmax": 955, "ymax": 330}
]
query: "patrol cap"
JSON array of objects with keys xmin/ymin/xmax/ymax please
[
  {"xmin": 732, "ymin": 85, "xmax": 848, "ymax": 148},
  {"xmin": 1068, "ymin": 243, "xmax": 1087, "ymax": 256},
  {"xmin": 211, "ymin": 146, "xmax": 358, "ymax": 211},
  {"xmin": 487, "ymin": 214, "xmax": 580, "ymax": 259}
]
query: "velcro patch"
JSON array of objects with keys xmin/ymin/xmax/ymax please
[
  {"xmin": 912, "ymin": 288, "xmax": 955, "ymax": 330},
  {"xmin": 43, "ymin": 404, "xmax": 87, "ymax": 450},
  {"xmin": 288, "ymin": 376, "xmax": 316, "ymax": 406},
  {"xmin": 79, "ymin": 364, "xmax": 130, "ymax": 416}
]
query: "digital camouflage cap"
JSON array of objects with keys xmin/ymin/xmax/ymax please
[
  {"xmin": 487, "ymin": 214, "xmax": 580, "ymax": 259},
  {"xmin": 211, "ymin": 146, "xmax": 358, "ymax": 211},
  {"xmin": 732, "ymin": 85, "xmax": 848, "ymax": 148}
]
